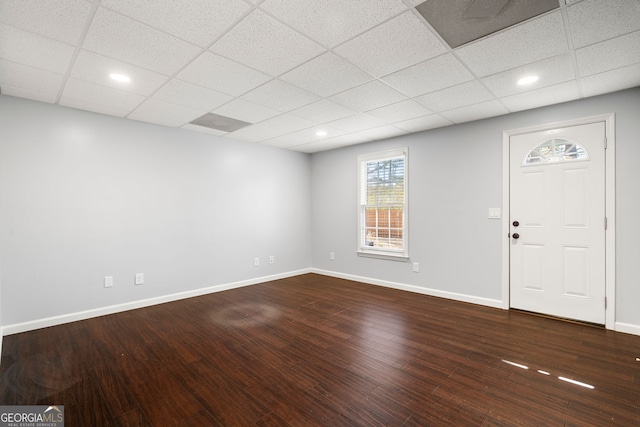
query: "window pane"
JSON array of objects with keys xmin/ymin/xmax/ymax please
[
  {"xmin": 364, "ymin": 207, "xmax": 377, "ymax": 228},
  {"xmin": 362, "ymin": 207, "xmax": 403, "ymax": 250},
  {"xmin": 524, "ymin": 138, "xmax": 589, "ymax": 166},
  {"xmin": 389, "ymin": 208, "xmax": 403, "ymax": 229},
  {"xmin": 366, "ymin": 158, "xmax": 404, "ymax": 204}
]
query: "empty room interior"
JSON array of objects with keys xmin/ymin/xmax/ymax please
[{"xmin": 1, "ymin": 0, "xmax": 640, "ymax": 425}]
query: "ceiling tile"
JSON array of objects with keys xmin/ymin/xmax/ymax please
[
  {"xmin": 262, "ymin": 125, "xmax": 346, "ymax": 148},
  {"xmin": 366, "ymin": 99, "xmax": 432, "ymax": 123},
  {"xmin": 153, "ymin": 79, "xmax": 233, "ymax": 111},
  {"xmin": 0, "ymin": 85, "xmax": 57, "ymax": 104},
  {"xmin": 226, "ymin": 113, "xmax": 316, "ymax": 142},
  {"xmin": 128, "ymin": 98, "xmax": 206, "ymax": 127},
  {"xmin": 403, "ymin": 0, "xmax": 426, "ymax": 6},
  {"xmin": 241, "ymin": 79, "xmax": 320, "ymax": 112},
  {"xmin": 455, "ymin": 11, "xmax": 568, "ymax": 77},
  {"xmin": 290, "ymin": 141, "xmax": 339, "ymax": 153},
  {"xmin": 289, "ymin": 100, "xmax": 357, "ymax": 123},
  {"xmin": 211, "ymin": 10, "xmax": 324, "ymax": 76},
  {"xmin": 381, "ymin": 54, "xmax": 474, "ymax": 97},
  {"xmin": 62, "ymin": 77, "xmax": 146, "ymax": 113},
  {"xmin": 349, "ymin": 125, "xmax": 407, "ymax": 141},
  {"xmin": 319, "ymin": 133, "xmax": 374, "ymax": 145},
  {"xmin": 393, "ymin": 114, "xmax": 453, "ymax": 133},
  {"xmin": 83, "ymin": 7, "xmax": 201, "ymax": 76},
  {"xmin": 327, "ymin": 113, "xmax": 388, "ymax": 133},
  {"xmin": 329, "ymin": 80, "xmax": 406, "ymax": 112},
  {"xmin": 575, "ymin": 31, "xmax": 640, "ymax": 77},
  {"xmin": 581, "ymin": 63, "xmax": 640, "ymax": 98},
  {"xmin": 59, "ymin": 97, "xmax": 133, "ymax": 117},
  {"xmin": 0, "ymin": 23, "xmax": 75, "ymax": 74},
  {"xmin": 567, "ymin": 0, "xmax": 640, "ymax": 48},
  {"xmin": 500, "ymin": 81, "xmax": 580, "ymax": 112},
  {"xmin": 0, "ymin": 0, "xmax": 93, "ymax": 45},
  {"xmin": 260, "ymin": 0, "xmax": 407, "ymax": 48},
  {"xmin": 0, "ymin": 59, "xmax": 64, "ymax": 95},
  {"xmin": 181, "ymin": 123, "xmax": 229, "ymax": 136},
  {"xmin": 100, "ymin": 0, "xmax": 250, "ymax": 47},
  {"xmin": 416, "ymin": 81, "xmax": 494, "ymax": 112},
  {"xmin": 293, "ymin": 133, "xmax": 373, "ymax": 152},
  {"xmin": 280, "ymin": 52, "xmax": 372, "ymax": 97},
  {"xmin": 70, "ymin": 50, "xmax": 170, "ymax": 96},
  {"xmin": 439, "ymin": 100, "xmax": 509, "ymax": 124},
  {"xmin": 213, "ymin": 98, "xmax": 281, "ymax": 124},
  {"xmin": 481, "ymin": 53, "xmax": 575, "ymax": 98},
  {"xmin": 177, "ymin": 52, "xmax": 271, "ymax": 96},
  {"xmin": 334, "ymin": 11, "xmax": 447, "ymax": 78}
]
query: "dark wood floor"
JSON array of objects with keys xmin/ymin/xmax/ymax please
[{"xmin": 1, "ymin": 273, "xmax": 639, "ymax": 426}]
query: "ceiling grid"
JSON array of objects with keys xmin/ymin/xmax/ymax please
[{"xmin": 0, "ymin": 0, "xmax": 638, "ymax": 152}]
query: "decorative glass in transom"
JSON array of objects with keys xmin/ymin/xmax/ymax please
[{"xmin": 524, "ymin": 138, "xmax": 589, "ymax": 166}]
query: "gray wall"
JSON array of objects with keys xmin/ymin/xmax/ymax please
[
  {"xmin": 311, "ymin": 88, "xmax": 640, "ymax": 327},
  {"xmin": 1, "ymin": 88, "xmax": 638, "ymax": 332},
  {"xmin": 0, "ymin": 95, "xmax": 311, "ymax": 326}
]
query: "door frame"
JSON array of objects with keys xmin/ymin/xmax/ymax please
[{"xmin": 501, "ymin": 113, "xmax": 616, "ymax": 330}]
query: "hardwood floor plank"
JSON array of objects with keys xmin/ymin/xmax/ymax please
[
  {"xmin": 1, "ymin": 273, "xmax": 639, "ymax": 425},
  {"xmin": 112, "ymin": 408, "xmax": 152, "ymax": 427}
]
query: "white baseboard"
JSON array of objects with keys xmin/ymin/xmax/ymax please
[
  {"xmin": 614, "ymin": 322, "xmax": 640, "ymax": 336},
  {"xmin": 311, "ymin": 268, "xmax": 505, "ymax": 309},
  {"xmin": 4, "ymin": 268, "xmax": 637, "ymax": 340},
  {"xmin": 2, "ymin": 269, "xmax": 311, "ymax": 336}
]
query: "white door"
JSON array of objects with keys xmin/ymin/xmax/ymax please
[{"xmin": 509, "ymin": 122, "xmax": 606, "ymax": 324}]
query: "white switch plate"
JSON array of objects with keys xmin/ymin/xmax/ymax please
[
  {"xmin": 488, "ymin": 208, "xmax": 501, "ymax": 219},
  {"xmin": 269, "ymin": 255, "xmax": 274, "ymax": 264},
  {"xmin": 254, "ymin": 257, "xmax": 260, "ymax": 267},
  {"xmin": 135, "ymin": 273, "xmax": 144, "ymax": 285},
  {"xmin": 330, "ymin": 252, "xmax": 335, "ymax": 260},
  {"xmin": 104, "ymin": 276, "xmax": 113, "ymax": 288},
  {"xmin": 413, "ymin": 262, "xmax": 420, "ymax": 273}
]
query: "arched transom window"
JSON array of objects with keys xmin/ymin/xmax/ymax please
[{"xmin": 524, "ymin": 138, "xmax": 589, "ymax": 166}]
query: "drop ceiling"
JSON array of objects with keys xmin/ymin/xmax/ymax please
[{"xmin": 0, "ymin": 0, "xmax": 638, "ymax": 153}]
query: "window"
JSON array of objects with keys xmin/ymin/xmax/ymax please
[
  {"xmin": 358, "ymin": 148, "xmax": 408, "ymax": 260},
  {"xmin": 524, "ymin": 138, "xmax": 589, "ymax": 166}
]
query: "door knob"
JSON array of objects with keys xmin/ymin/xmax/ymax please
[
  {"xmin": 512, "ymin": 220, "xmax": 519, "ymax": 227},
  {"xmin": 512, "ymin": 233, "xmax": 520, "ymax": 239}
]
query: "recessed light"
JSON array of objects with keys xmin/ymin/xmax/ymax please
[
  {"xmin": 110, "ymin": 73, "xmax": 131, "ymax": 83},
  {"xmin": 517, "ymin": 75, "xmax": 539, "ymax": 86},
  {"xmin": 316, "ymin": 130, "xmax": 327, "ymax": 137}
]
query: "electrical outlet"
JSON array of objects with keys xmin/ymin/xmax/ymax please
[
  {"xmin": 330, "ymin": 252, "xmax": 335, "ymax": 261},
  {"xmin": 104, "ymin": 276, "xmax": 113, "ymax": 288},
  {"xmin": 269, "ymin": 255, "xmax": 274, "ymax": 264},
  {"xmin": 254, "ymin": 257, "xmax": 260, "ymax": 267},
  {"xmin": 413, "ymin": 262, "xmax": 420, "ymax": 273},
  {"xmin": 135, "ymin": 273, "xmax": 144, "ymax": 285}
]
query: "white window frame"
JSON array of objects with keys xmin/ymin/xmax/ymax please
[{"xmin": 357, "ymin": 147, "xmax": 409, "ymax": 261}]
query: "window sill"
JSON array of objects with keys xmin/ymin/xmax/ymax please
[{"xmin": 357, "ymin": 250, "xmax": 409, "ymax": 262}]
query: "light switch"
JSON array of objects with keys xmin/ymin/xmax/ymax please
[{"xmin": 488, "ymin": 208, "xmax": 501, "ymax": 219}]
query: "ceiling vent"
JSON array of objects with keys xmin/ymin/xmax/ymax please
[
  {"xmin": 189, "ymin": 112, "xmax": 252, "ymax": 132},
  {"xmin": 416, "ymin": 0, "xmax": 559, "ymax": 48}
]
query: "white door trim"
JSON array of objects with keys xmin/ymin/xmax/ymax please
[{"xmin": 501, "ymin": 113, "xmax": 615, "ymax": 330}]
